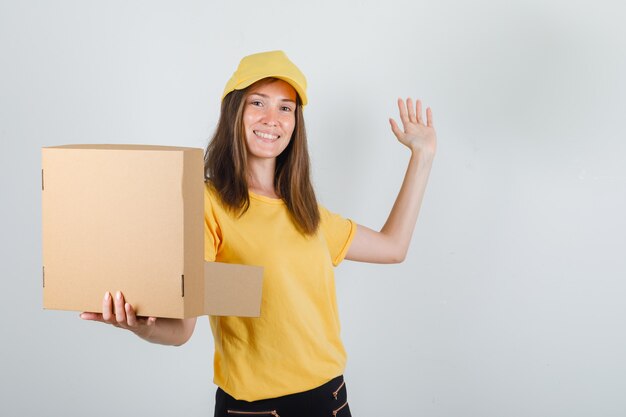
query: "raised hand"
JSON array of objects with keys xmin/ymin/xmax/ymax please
[{"xmin": 389, "ymin": 98, "xmax": 437, "ymax": 155}]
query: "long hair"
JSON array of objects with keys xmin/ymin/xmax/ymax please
[{"xmin": 204, "ymin": 78, "xmax": 320, "ymax": 235}]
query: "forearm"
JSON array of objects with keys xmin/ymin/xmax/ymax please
[
  {"xmin": 346, "ymin": 148, "xmax": 435, "ymax": 264},
  {"xmin": 380, "ymin": 148, "xmax": 435, "ymax": 260},
  {"xmin": 135, "ymin": 317, "xmax": 197, "ymax": 346}
]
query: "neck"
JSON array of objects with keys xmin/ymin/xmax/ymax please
[{"xmin": 247, "ymin": 157, "xmax": 279, "ymax": 198}]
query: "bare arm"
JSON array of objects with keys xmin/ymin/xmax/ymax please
[
  {"xmin": 80, "ymin": 291, "xmax": 197, "ymax": 346},
  {"xmin": 345, "ymin": 98, "xmax": 436, "ymax": 264}
]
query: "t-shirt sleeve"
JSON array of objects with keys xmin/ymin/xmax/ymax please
[
  {"xmin": 204, "ymin": 183, "xmax": 221, "ymax": 262},
  {"xmin": 319, "ymin": 205, "xmax": 356, "ymax": 266}
]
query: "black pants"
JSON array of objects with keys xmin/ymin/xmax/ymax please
[{"xmin": 214, "ymin": 375, "xmax": 352, "ymax": 417}]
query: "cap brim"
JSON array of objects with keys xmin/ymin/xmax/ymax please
[{"xmin": 224, "ymin": 75, "xmax": 308, "ymax": 106}]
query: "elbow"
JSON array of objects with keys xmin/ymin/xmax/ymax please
[
  {"xmin": 172, "ymin": 318, "xmax": 196, "ymax": 346},
  {"xmin": 378, "ymin": 240, "xmax": 408, "ymax": 264},
  {"xmin": 388, "ymin": 248, "xmax": 407, "ymax": 264},
  {"xmin": 173, "ymin": 335, "xmax": 189, "ymax": 346},
  {"xmin": 390, "ymin": 254, "xmax": 406, "ymax": 264},
  {"xmin": 173, "ymin": 339, "xmax": 189, "ymax": 347},
  {"xmin": 172, "ymin": 331, "xmax": 193, "ymax": 347},
  {"xmin": 380, "ymin": 235, "xmax": 408, "ymax": 263},
  {"xmin": 175, "ymin": 327, "xmax": 196, "ymax": 346}
]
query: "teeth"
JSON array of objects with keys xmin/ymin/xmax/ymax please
[{"xmin": 254, "ymin": 130, "xmax": 279, "ymax": 140}]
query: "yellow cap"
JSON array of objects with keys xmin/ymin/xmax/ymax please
[{"xmin": 221, "ymin": 50, "xmax": 308, "ymax": 106}]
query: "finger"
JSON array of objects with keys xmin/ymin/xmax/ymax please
[
  {"xmin": 416, "ymin": 100, "xmax": 424, "ymax": 125},
  {"xmin": 143, "ymin": 317, "xmax": 157, "ymax": 337},
  {"xmin": 389, "ymin": 118, "xmax": 403, "ymax": 139},
  {"xmin": 397, "ymin": 98, "xmax": 409, "ymax": 127},
  {"xmin": 406, "ymin": 98, "xmax": 417, "ymax": 123},
  {"xmin": 114, "ymin": 291, "xmax": 127, "ymax": 325},
  {"xmin": 125, "ymin": 303, "xmax": 137, "ymax": 327},
  {"xmin": 426, "ymin": 107, "xmax": 434, "ymax": 127},
  {"xmin": 80, "ymin": 312, "xmax": 104, "ymax": 322},
  {"xmin": 102, "ymin": 291, "xmax": 113, "ymax": 322},
  {"xmin": 144, "ymin": 317, "xmax": 157, "ymax": 331}
]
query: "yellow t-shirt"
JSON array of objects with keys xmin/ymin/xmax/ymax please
[{"xmin": 204, "ymin": 183, "xmax": 356, "ymax": 401}]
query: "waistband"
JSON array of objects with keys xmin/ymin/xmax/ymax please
[{"xmin": 219, "ymin": 374, "xmax": 345, "ymax": 403}]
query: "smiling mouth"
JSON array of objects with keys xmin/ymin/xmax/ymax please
[{"xmin": 254, "ymin": 130, "xmax": 280, "ymax": 141}]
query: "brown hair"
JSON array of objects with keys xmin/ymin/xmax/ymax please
[{"xmin": 204, "ymin": 78, "xmax": 320, "ymax": 235}]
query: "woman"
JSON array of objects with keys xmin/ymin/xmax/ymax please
[{"xmin": 81, "ymin": 50, "xmax": 436, "ymax": 417}]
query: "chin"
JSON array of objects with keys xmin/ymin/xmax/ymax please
[
  {"xmin": 247, "ymin": 142, "xmax": 289, "ymax": 160},
  {"xmin": 249, "ymin": 150, "xmax": 285, "ymax": 160}
]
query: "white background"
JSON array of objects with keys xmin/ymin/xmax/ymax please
[{"xmin": 1, "ymin": 1, "xmax": 625, "ymax": 416}]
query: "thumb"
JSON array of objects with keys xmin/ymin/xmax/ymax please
[{"xmin": 389, "ymin": 118, "xmax": 403, "ymax": 140}]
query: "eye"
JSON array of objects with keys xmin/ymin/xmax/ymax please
[
  {"xmin": 249, "ymin": 100, "xmax": 263, "ymax": 107},
  {"xmin": 281, "ymin": 105, "xmax": 294, "ymax": 112}
]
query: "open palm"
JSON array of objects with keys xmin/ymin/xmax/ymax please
[{"xmin": 389, "ymin": 98, "xmax": 437, "ymax": 155}]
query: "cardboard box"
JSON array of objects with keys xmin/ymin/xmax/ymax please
[{"xmin": 42, "ymin": 144, "xmax": 263, "ymax": 319}]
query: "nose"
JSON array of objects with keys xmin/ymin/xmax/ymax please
[{"xmin": 261, "ymin": 106, "xmax": 279, "ymax": 127}]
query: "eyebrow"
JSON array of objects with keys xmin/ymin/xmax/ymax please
[{"xmin": 248, "ymin": 93, "xmax": 296, "ymax": 104}]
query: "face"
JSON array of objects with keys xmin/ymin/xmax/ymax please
[{"xmin": 242, "ymin": 79, "xmax": 297, "ymax": 162}]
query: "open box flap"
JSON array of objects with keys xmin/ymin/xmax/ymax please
[{"xmin": 204, "ymin": 262, "xmax": 263, "ymax": 317}]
